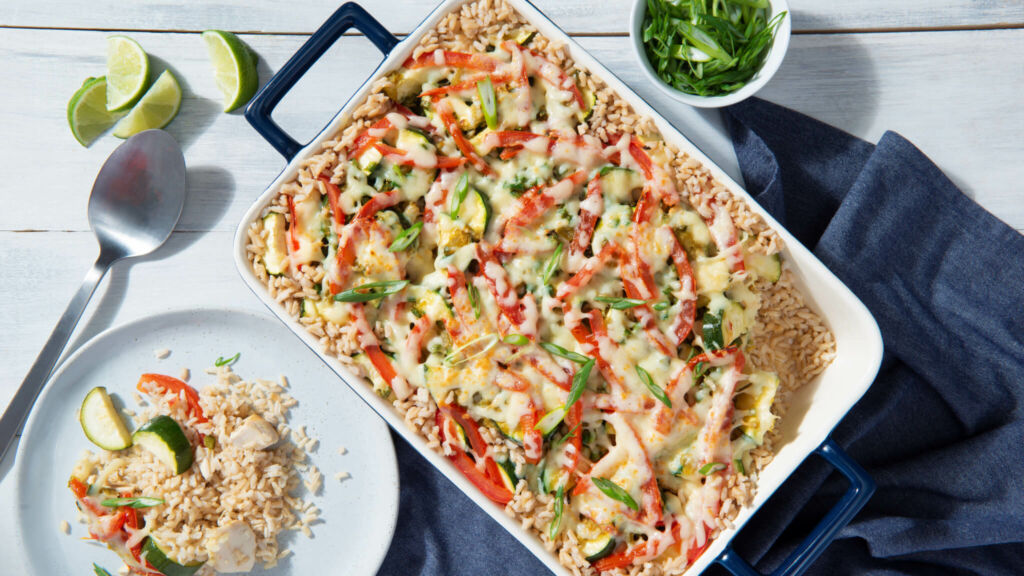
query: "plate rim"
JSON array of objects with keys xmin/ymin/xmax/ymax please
[{"xmin": 12, "ymin": 306, "xmax": 399, "ymax": 576}]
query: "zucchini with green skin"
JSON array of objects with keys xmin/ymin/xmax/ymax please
[
  {"xmin": 496, "ymin": 458, "xmax": 519, "ymax": 492},
  {"xmin": 79, "ymin": 386, "xmax": 133, "ymax": 451},
  {"xmin": 746, "ymin": 251, "xmax": 782, "ymax": 283},
  {"xmin": 355, "ymin": 146, "xmax": 384, "ymax": 174},
  {"xmin": 262, "ymin": 213, "xmax": 288, "ymax": 276},
  {"xmin": 132, "ymin": 415, "xmax": 193, "ymax": 475},
  {"xmin": 580, "ymin": 532, "xmax": 616, "ymax": 562},
  {"xmin": 141, "ymin": 537, "xmax": 203, "ymax": 576}
]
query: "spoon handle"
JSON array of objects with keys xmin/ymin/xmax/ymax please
[{"xmin": 0, "ymin": 253, "xmax": 114, "ymax": 463}]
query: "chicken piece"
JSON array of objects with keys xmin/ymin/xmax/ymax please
[
  {"xmin": 207, "ymin": 521, "xmax": 256, "ymax": 573},
  {"xmin": 229, "ymin": 414, "xmax": 279, "ymax": 450}
]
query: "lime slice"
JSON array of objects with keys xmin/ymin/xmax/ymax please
[
  {"xmin": 106, "ymin": 35, "xmax": 150, "ymax": 112},
  {"xmin": 201, "ymin": 30, "xmax": 258, "ymax": 112},
  {"xmin": 112, "ymin": 69, "xmax": 182, "ymax": 138},
  {"xmin": 68, "ymin": 77, "xmax": 120, "ymax": 147}
]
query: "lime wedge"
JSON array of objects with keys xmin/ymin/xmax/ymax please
[
  {"xmin": 68, "ymin": 77, "xmax": 121, "ymax": 147},
  {"xmin": 112, "ymin": 69, "xmax": 182, "ymax": 138},
  {"xmin": 201, "ymin": 30, "xmax": 258, "ymax": 112},
  {"xmin": 106, "ymin": 35, "xmax": 150, "ymax": 112}
]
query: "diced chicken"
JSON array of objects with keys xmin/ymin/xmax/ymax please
[
  {"xmin": 229, "ymin": 414, "xmax": 279, "ymax": 450},
  {"xmin": 207, "ymin": 521, "xmax": 256, "ymax": 573}
]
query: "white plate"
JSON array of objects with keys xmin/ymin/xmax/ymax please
[{"xmin": 12, "ymin": 308, "xmax": 399, "ymax": 576}]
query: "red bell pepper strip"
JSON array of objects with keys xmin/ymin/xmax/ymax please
[
  {"xmin": 505, "ymin": 42, "xmax": 585, "ymax": 110},
  {"xmin": 520, "ymin": 403, "xmax": 544, "ymax": 464},
  {"xmin": 664, "ymin": 226, "xmax": 697, "ymax": 345},
  {"xmin": 403, "ymin": 50, "xmax": 502, "ymax": 71},
  {"xmin": 619, "ymin": 256, "xmax": 676, "ymax": 357},
  {"xmin": 691, "ymin": 347, "xmax": 745, "ymax": 468},
  {"xmin": 561, "ymin": 400, "xmax": 583, "ymax": 475},
  {"xmin": 568, "ymin": 309, "xmax": 628, "ymax": 394},
  {"xmin": 566, "ymin": 176, "xmax": 603, "ymax": 270},
  {"xmin": 419, "ymin": 73, "xmax": 514, "ymax": 98},
  {"xmin": 405, "ymin": 314, "xmax": 433, "ymax": 363},
  {"xmin": 555, "ymin": 242, "xmax": 619, "ymax": 302},
  {"xmin": 285, "ymin": 195, "xmax": 302, "ymax": 256},
  {"xmin": 318, "ymin": 176, "xmax": 346, "ymax": 228},
  {"xmin": 355, "ymin": 189, "xmax": 401, "ymax": 221},
  {"xmin": 687, "ymin": 346, "xmax": 744, "ymax": 372},
  {"xmin": 435, "ymin": 409, "xmax": 514, "ymax": 505},
  {"xmin": 687, "ymin": 525, "xmax": 714, "ymax": 564},
  {"xmin": 349, "ymin": 116, "xmax": 393, "ymax": 159},
  {"xmin": 371, "ymin": 142, "xmax": 467, "ymax": 170},
  {"xmin": 137, "ymin": 374, "xmax": 207, "ymax": 424},
  {"xmin": 350, "ymin": 304, "xmax": 411, "ymax": 400},
  {"xmin": 445, "ymin": 266, "xmax": 485, "ymax": 342},
  {"xmin": 476, "ymin": 243, "xmax": 538, "ymax": 338},
  {"xmin": 503, "ymin": 169, "xmax": 587, "ymax": 232},
  {"xmin": 68, "ymin": 476, "xmax": 89, "ymax": 499},
  {"xmin": 526, "ymin": 353, "xmax": 572, "ymax": 391},
  {"xmin": 495, "ymin": 368, "xmax": 531, "ymax": 392},
  {"xmin": 437, "ymin": 99, "xmax": 495, "ymax": 176}
]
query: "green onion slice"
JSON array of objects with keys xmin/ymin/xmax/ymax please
[
  {"xmin": 591, "ymin": 477, "xmax": 639, "ymax": 511},
  {"xmin": 698, "ymin": 461, "xmax": 727, "ymax": 475},
  {"xmin": 595, "ymin": 296, "xmax": 647, "ymax": 310},
  {"xmin": 564, "ymin": 358, "xmax": 595, "ymax": 413},
  {"xmin": 334, "ymin": 280, "xmax": 409, "ymax": 303},
  {"xmin": 100, "ymin": 496, "xmax": 165, "ymax": 509},
  {"xmin": 636, "ymin": 365, "xmax": 671, "ymax": 408},
  {"xmin": 388, "ymin": 221, "xmax": 423, "ymax": 252},
  {"xmin": 542, "ymin": 242, "xmax": 564, "ymax": 286},
  {"xmin": 450, "ymin": 171, "xmax": 470, "ymax": 218},
  {"xmin": 477, "ymin": 76, "xmax": 498, "ymax": 130},
  {"xmin": 214, "ymin": 352, "xmax": 240, "ymax": 367},
  {"xmin": 503, "ymin": 333, "xmax": 529, "ymax": 346},
  {"xmin": 540, "ymin": 341, "xmax": 590, "ymax": 365},
  {"xmin": 549, "ymin": 484, "xmax": 565, "ymax": 541},
  {"xmin": 444, "ymin": 333, "xmax": 498, "ymax": 366}
]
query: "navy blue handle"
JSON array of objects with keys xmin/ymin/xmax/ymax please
[
  {"xmin": 245, "ymin": 2, "xmax": 399, "ymax": 160},
  {"xmin": 715, "ymin": 438, "xmax": 875, "ymax": 576}
]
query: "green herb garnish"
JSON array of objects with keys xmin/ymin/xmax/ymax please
[
  {"xmin": 641, "ymin": 0, "xmax": 786, "ymax": 97},
  {"xmin": 100, "ymin": 496, "xmax": 165, "ymax": 509},
  {"xmin": 503, "ymin": 333, "xmax": 529, "ymax": 346},
  {"xmin": 204, "ymin": 435, "xmax": 216, "ymax": 450},
  {"xmin": 388, "ymin": 221, "xmax": 423, "ymax": 252},
  {"xmin": 94, "ymin": 564, "xmax": 113, "ymax": 576},
  {"xmin": 595, "ymin": 296, "xmax": 647, "ymax": 310},
  {"xmin": 702, "ymin": 310, "xmax": 724, "ymax": 349},
  {"xmin": 542, "ymin": 242, "xmax": 564, "ymax": 286},
  {"xmin": 698, "ymin": 461, "xmax": 727, "ymax": 475},
  {"xmin": 549, "ymin": 423, "xmax": 582, "ymax": 451},
  {"xmin": 467, "ymin": 281, "xmax": 482, "ymax": 319},
  {"xmin": 549, "ymin": 484, "xmax": 565, "ymax": 540},
  {"xmin": 477, "ymin": 76, "xmax": 498, "ymax": 130},
  {"xmin": 540, "ymin": 342, "xmax": 590, "ymax": 365},
  {"xmin": 214, "ymin": 352, "xmax": 240, "ymax": 367},
  {"xmin": 450, "ymin": 171, "xmax": 470, "ymax": 218},
  {"xmin": 591, "ymin": 477, "xmax": 639, "ymax": 511},
  {"xmin": 635, "ymin": 365, "xmax": 671, "ymax": 408},
  {"xmin": 735, "ymin": 457, "xmax": 746, "ymax": 475},
  {"xmin": 334, "ymin": 280, "xmax": 409, "ymax": 303},
  {"xmin": 564, "ymin": 358, "xmax": 595, "ymax": 413},
  {"xmin": 652, "ymin": 301, "xmax": 670, "ymax": 311}
]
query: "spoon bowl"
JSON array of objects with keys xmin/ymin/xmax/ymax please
[
  {"xmin": 0, "ymin": 129, "xmax": 186, "ymax": 462},
  {"xmin": 89, "ymin": 129, "xmax": 187, "ymax": 260}
]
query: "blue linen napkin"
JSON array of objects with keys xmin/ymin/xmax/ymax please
[{"xmin": 378, "ymin": 98, "xmax": 1024, "ymax": 575}]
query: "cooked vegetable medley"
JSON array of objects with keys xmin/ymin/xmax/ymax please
[{"xmin": 257, "ymin": 40, "xmax": 786, "ymax": 571}]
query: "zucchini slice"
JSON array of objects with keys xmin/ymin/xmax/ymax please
[
  {"xmin": 132, "ymin": 415, "xmax": 193, "ymax": 475},
  {"xmin": 355, "ymin": 146, "xmax": 384, "ymax": 174},
  {"xmin": 459, "ymin": 189, "xmax": 492, "ymax": 240},
  {"xmin": 141, "ymin": 537, "xmax": 204, "ymax": 576},
  {"xmin": 496, "ymin": 458, "xmax": 519, "ymax": 493},
  {"xmin": 580, "ymin": 531, "xmax": 616, "ymax": 562},
  {"xmin": 539, "ymin": 459, "xmax": 568, "ymax": 494},
  {"xmin": 577, "ymin": 86, "xmax": 596, "ymax": 122},
  {"xmin": 262, "ymin": 213, "xmax": 288, "ymax": 276},
  {"xmin": 79, "ymin": 386, "xmax": 132, "ymax": 451},
  {"xmin": 533, "ymin": 408, "xmax": 565, "ymax": 437},
  {"xmin": 396, "ymin": 128, "xmax": 435, "ymax": 153},
  {"xmin": 746, "ymin": 251, "xmax": 782, "ymax": 283}
]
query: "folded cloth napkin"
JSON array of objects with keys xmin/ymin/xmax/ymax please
[{"xmin": 378, "ymin": 98, "xmax": 1024, "ymax": 576}]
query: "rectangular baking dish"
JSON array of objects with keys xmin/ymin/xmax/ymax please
[{"xmin": 233, "ymin": 2, "xmax": 885, "ymax": 574}]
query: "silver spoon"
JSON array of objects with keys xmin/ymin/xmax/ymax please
[{"xmin": 0, "ymin": 129, "xmax": 186, "ymax": 462}]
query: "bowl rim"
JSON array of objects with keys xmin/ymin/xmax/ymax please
[{"xmin": 629, "ymin": 0, "xmax": 792, "ymax": 108}]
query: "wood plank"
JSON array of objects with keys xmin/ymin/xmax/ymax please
[
  {"xmin": 1, "ymin": 0, "xmax": 1021, "ymax": 34},
  {"xmin": 0, "ymin": 231, "xmax": 265, "ymax": 413},
  {"xmin": 2, "ymin": 28, "xmax": 1022, "ymax": 233}
]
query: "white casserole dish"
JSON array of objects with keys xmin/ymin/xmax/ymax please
[{"xmin": 233, "ymin": 2, "xmax": 884, "ymax": 574}]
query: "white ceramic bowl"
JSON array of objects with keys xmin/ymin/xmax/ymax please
[{"xmin": 630, "ymin": 0, "xmax": 791, "ymax": 108}]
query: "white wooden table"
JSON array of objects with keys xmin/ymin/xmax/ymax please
[{"xmin": 1, "ymin": 0, "xmax": 1022, "ymax": 568}]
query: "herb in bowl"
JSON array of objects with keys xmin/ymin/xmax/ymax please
[{"xmin": 641, "ymin": 0, "xmax": 786, "ymax": 97}]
